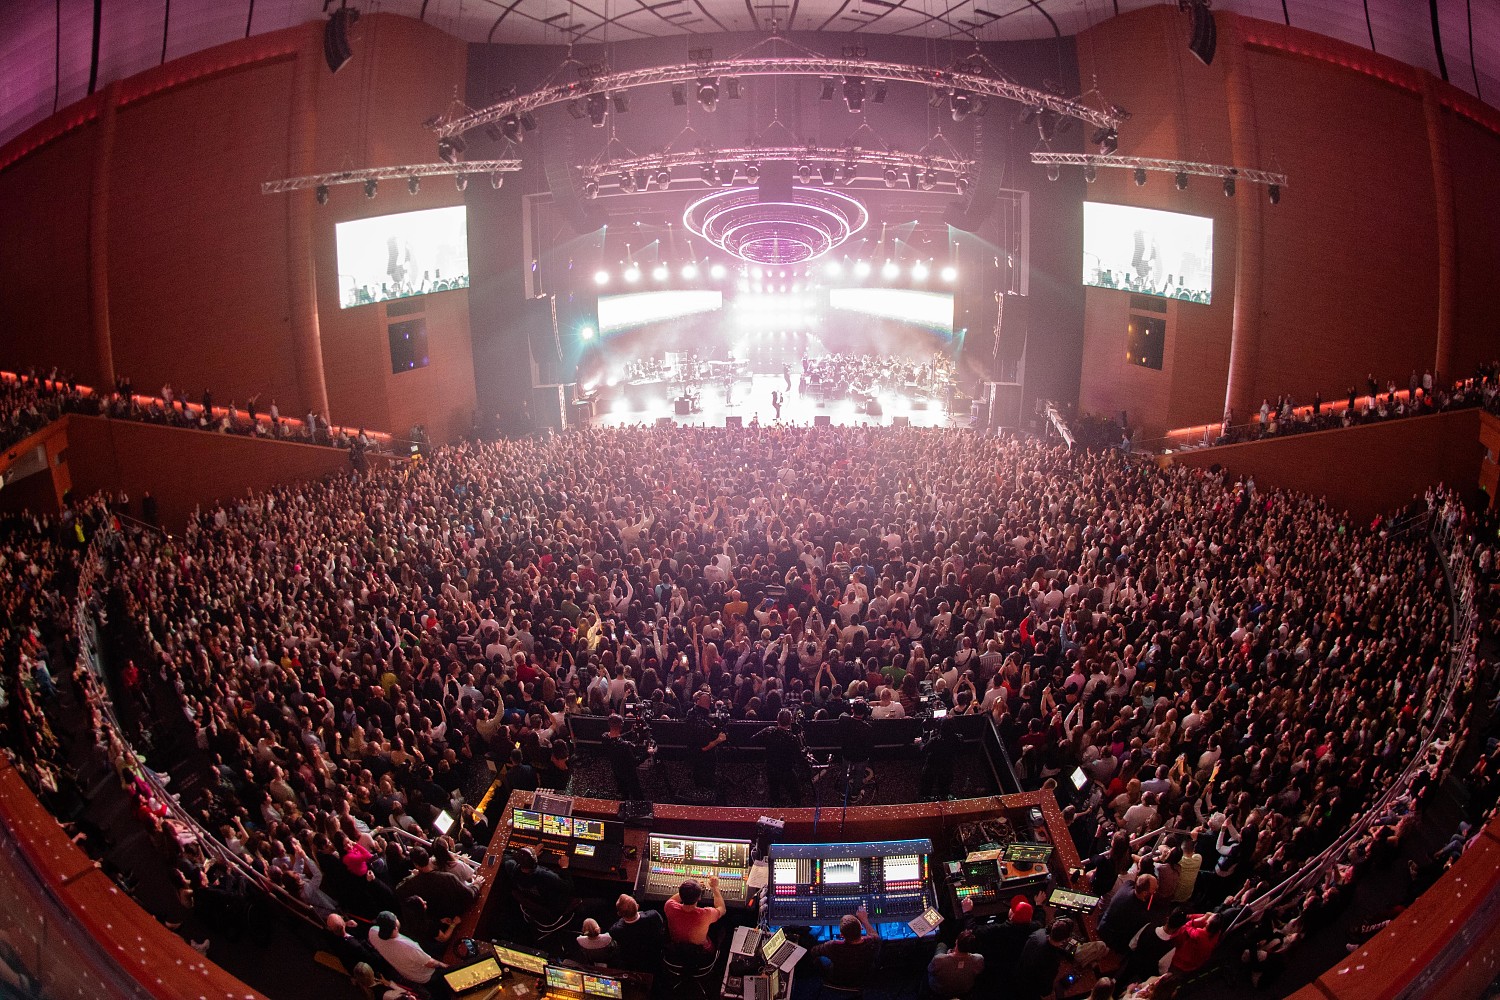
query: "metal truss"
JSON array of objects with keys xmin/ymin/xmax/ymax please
[
  {"xmin": 431, "ymin": 57, "xmax": 1121, "ymax": 139},
  {"xmin": 1029, "ymin": 152, "xmax": 1288, "ymax": 187},
  {"xmin": 582, "ymin": 144, "xmax": 973, "ymax": 184},
  {"xmin": 259, "ymin": 159, "xmax": 523, "ymax": 195}
]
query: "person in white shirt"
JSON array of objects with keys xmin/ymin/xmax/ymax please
[
  {"xmin": 367, "ymin": 911, "xmax": 445, "ymax": 985},
  {"xmin": 870, "ymin": 687, "xmax": 906, "ymax": 719}
]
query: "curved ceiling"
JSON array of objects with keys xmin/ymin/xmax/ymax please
[{"xmin": 1, "ymin": 0, "xmax": 1495, "ymax": 148}]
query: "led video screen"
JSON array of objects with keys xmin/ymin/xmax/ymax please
[
  {"xmin": 827, "ymin": 289, "xmax": 954, "ymax": 335},
  {"xmin": 598, "ymin": 291, "xmax": 724, "ymax": 334},
  {"xmin": 1083, "ymin": 202, "xmax": 1213, "ymax": 304},
  {"xmin": 335, "ymin": 205, "xmax": 469, "ymax": 309}
]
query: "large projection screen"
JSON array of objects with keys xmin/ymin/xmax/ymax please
[
  {"xmin": 335, "ymin": 206, "xmax": 470, "ymax": 309},
  {"xmin": 1083, "ymin": 202, "xmax": 1213, "ymax": 304}
]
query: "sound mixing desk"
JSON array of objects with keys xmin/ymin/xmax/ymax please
[
  {"xmin": 507, "ymin": 808, "xmax": 629, "ymax": 876},
  {"xmin": 766, "ymin": 840, "xmax": 934, "ymax": 932},
  {"xmin": 638, "ymin": 834, "xmax": 754, "ymax": 905}
]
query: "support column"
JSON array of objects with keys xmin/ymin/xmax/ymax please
[
  {"xmin": 285, "ymin": 35, "xmax": 331, "ymax": 422},
  {"xmin": 1221, "ymin": 25, "xmax": 1266, "ymax": 426},
  {"xmin": 1423, "ymin": 75, "xmax": 1457, "ymax": 383},
  {"xmin": 88, "ymin": 83, "xmax": 118, "ymax": 390}
]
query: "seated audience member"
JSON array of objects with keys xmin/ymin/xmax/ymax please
[{"xmin": 366, "ymin": 911, "xmax": 446, "ymax": 990}]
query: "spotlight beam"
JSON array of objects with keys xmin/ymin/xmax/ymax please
[
  {"xmin": 260, "ymin": 159, "xmax": 523, "ymax": 195},
  {"xmin": 1028, "ymin": 152, "xmax": 1288, "ymax": 189},
  {"xmin": 431, "ymin": 56, "xmax": 1121, "ymax": 139}
]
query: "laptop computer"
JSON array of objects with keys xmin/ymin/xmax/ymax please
[
  {"xmin": 744, "ymin": 968, "xmax": 781, "ymax": 1000},
  {"xmin": 444, "ymin": 957, "xmax": 505, "ymax": 999},
  {"xmin": 759, "ymin": 928, "xmax": 803, "ymax": 972}
]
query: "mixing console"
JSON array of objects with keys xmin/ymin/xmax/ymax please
[
  {"xmin": 766, "ymin": 839, "xmax": 934, "ymax": 927},
  {"xmin": 638, "ymin": 834, "xmax": 753, "ymax": 903}
]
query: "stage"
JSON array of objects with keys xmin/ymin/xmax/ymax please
[{"xmin": 587, "ymin": 371, "xmax": 974, "ymax": 429}]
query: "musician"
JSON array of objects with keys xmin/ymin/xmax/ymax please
[
  {"xmin": 685, "ymin": 689, "xmax": 727, "ymax": 793},
  {"xmin": 751, "ymin": 709, "xmax": 810, "ymax": 806},
  {"xmin": 601, "ymin": 714, "xmax": 646, "ymax": 800}
]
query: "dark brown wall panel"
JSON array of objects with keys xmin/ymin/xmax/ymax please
[
  {"xmin": 0, "ymin": 125, "xmax": 98, "ymax": 381},
  {"xmin": 1169, "ymin": 409, "xmax": 1483, "ymax": 520},
  {"xmin": 1445, "ymin": 111, "xmax": 1500, "ymax": 381},
  {"xmin": 107, "ymin": 59, "xmax": 302, "ymax": 411},
  {"xmin": 1246, "ymin": 48, "xmax": 1439, "ymax": 404}
]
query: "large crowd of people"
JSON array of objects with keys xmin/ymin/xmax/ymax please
[
  {"xmin": 0, "ymin": 369, "xmax": 391, "ymax": 456},
  {"xmin": 1, "ymin": 421, "xmax": 1496, "ymax": 999}
]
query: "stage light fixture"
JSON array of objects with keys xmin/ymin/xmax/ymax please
[
  {"xmin": 950, "ymin": 90, "xmax": 974, "ymax": 121},
  {"xmin": 437, "ymin": 136, "xmax": 465, "ymax": 163},
  {"xmin": 697, "ymin": 78, "xmax": 720, "ymax": 111},
  {"xmin": 1134, "ymin": 167, "xmax": 1148, "ymax": 186},
  {"xmin": 954, "ymin": 173, "xmax": 971, "ymax": 196},
  {"xmin": 710, "ymin": 263, "xmax": 727, "ymax": 279},
  {"xmin": 580, "ymin": 325, "xmax": 596, "ymax": 340},
  {"xmin": 718, "ymin": 165, "xmax": 735, "ymax": 186},
  {"xmin": 408, "ymin": 175, "xmax": 421, "ymax": 194},
  {"xmin": 882, "ymin": 167, "xmax": 898, "ymax": 188},
  {"xmin": 491, "ymin": 172, "xmax": 505, "ymax": 189},
  {"xmin": 656, "ymin": 169, "xmax": 672, "ymax": 188},
  {"xmin": 1224, "ymin": 170, "xmax": 1237, "ymax": 197},
  {"xmin": 315, "ymin": 184, "xmax": 330, "ymax": 205},
  {"xmin": 745, "ymin": 162, "xmax": 761, "ymax": 183},
  {"xmin": 364, "ymin": 178, "xmax": 378, "ymax": 198},
  {"xmin": 843, "ymin": 76, "xmax": 866, "ymax": 112},
  {"xmin": 1267, "ymin": 183, "xmax": 1281, "ymax": 204},
  {"xmin": 681, "ymin": 263, "xmax": 699, "ymax": 279},
  {"xmin": 1175, "ymin": 171, "xmax": 1189, "ymax": 190},
  {"xmin": 501, "ymin": 115, "xmax": 525, "ymax": 143},
  {"xmin": 583, "ymin": 179, "xmax": 599, "ymax": 199},
  {"xmin": 872, "ymin": 80, "xmax": 888, "ymax": 103},
  {"xmin": 819, "ymin": 77, "xmax": 836, "ymax": 101},
  {"xmin": 621, "ymin": 172, "xmax": 638, "ymax": 193},
  {"xmin": 624, "ymin": 265, "xmax": 641, "ymax": 282},
  {"xmin": 455, "ymin": 173, "xmax": 469, "ymax": 192},
  {"xmin": 594, "ymin": 269, "xmax": 610, "ymax": 285},
  {"xmin": 587, "ymin": 93, "xmax": 609, "ymax": 126},
  {"xmin": 940, "ymin": 265, "xmax": 958, "ymax": 282},
  {"xmin": 724, "ymin": 78, "xmax": 741, "ymax": 100},
  {"xmin": 843, "ymin": 162, "xmax": 858, "ymax": 184},
  {"xmin": 798, "ymin": 163, "xmax": 814, "ymax": 184},
  {"xmin": 911, "ymin": 262, "xmax": 930, "ymax": 280},
  {"xmin": 520, "ymin": 112, "xmax": 538, "ymax": 133},
  {"xmin": 920, "ymin": 169, "xmax": 937, "ymax": 190},
  {"xmin": 612, "ymin": 91, "xmax": 630, "ymax": 113},
  {"xmin": 906, "ymin": 167, "xmax": 920, "ymax": 189},
  {"xmin": 672, "ymin": 83, "xmax": 687, "ymax": 106},
  {"xmin": 751, "ymin": 266, "xmax": 764, "ymax": 280},
  {"xmin": 825, "ymin": 261, "xmax": 842, "ymax": 277},
  {"xmin": 1084, "ymin": 163, "xmax": 1096, "ymax": 183},
  {"xmin": 1047, "ymin": 164, "xmax": 1060, "ymax": 182},
  {"xmin": 854, "ymin": 260, "xmax": 872, "ymax": 277},
  {"xmin": 882, "ymin": 260, "xmax": 900, "ymax": 279},
  {"xmin": 699, "ymin": 164, "xmax": 717, "ymax": 185},
  {"xmin": 567, "ymin": 100, "xmax": 587, "ymax": 120},
  {"xmin": 652, "ymin": 264, "xmax": 669, "ymax": 281},
  {"xmin": 1091, "ymin": 127, "xmax": 1117, "ymax": 155},
  {"xmin": 820, "ymin": 164, "xmax": 836, "ymax": 185},
  {"xmin": 635, "ymin": 169, "xmax": 650, "ymax": 191}
]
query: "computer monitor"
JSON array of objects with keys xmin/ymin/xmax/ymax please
[
  {"xmin": 822, "ymin": 859, "xmax": 860, "ymax": 886},
  {"xmin": 583, "ymin": 974, "xmax": 623, "ymax": 999},
  {"xmin": 575, "ymin": 843, "xmax": 596, "ymax": 858},
  {"xmin": 574, "ymin": 818, "xmax": 606, "ymax": 842},
  {"xmin": 542, "ymin": 813, "xmax": 574, "ymax": 838},
  {"xmin": 512, "ymin": 809, "xmax": 542, "ymax": 831},
  {"xmin": 1070, "ymin": 766, "xmax": 1088, "ymax": 790},
  {"xmin": 493, "ymin": 944, "xmax": 548, "ymax": 976},
  {"xmin": 545, "ymin": 965, "xmax": 584, "ymax": 995},
  {"xmin": 444, "ymin": 958, "xmax": 503, "ymax": 994},
  {"xmin": 433, "ymin": 809, "xmax": 456, "ymax": 835},
  {"xmin": 1003, "ymin": 842, "xmax": 1054, "ymax": 865}
]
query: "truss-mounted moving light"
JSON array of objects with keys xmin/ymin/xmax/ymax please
[
  {"xmin": 701, "ymin": 164, "xmax": 718, "ymax": 185},
  {"xmin": 798, "ymin": 163, "xmax": 814, "ymax": 184},
  {"xmin": 672, "ymin": 83, "xmax": 687, "ymax": 106},
  {"xmin": 950, "ymin": 91, "xmax": 975, "ymax": 122},
  {"xmin": 1047, "ymin": 164, "xmax": 1061, "ymax": 182},
  {"xmin": 408, "ymin": 175, "xmax": 421, "ymax": 194},
  {"xmin": 364, "ymin": 178, "xmax": 378, "ymax": 198},
  {"xmin": 437, "ymin": 136, "xmax": 465, "ymax": 164},
  {"xmin": 455, "ymin": 173, "xmax": 468, "ymax": 192},
  {"xmin": 1223, "ymin": 169, "xmax": 1237, "ymax": 197},
  {"xmin": 583, "ymin": 179, "xmax": 600, "ymax": 199},
  {"xmin": 820, "ymin": 78, "xmax": 837, "ymax": 102},
  {"xmin": 820, "ymin": 164, "xmax": 837, "ymax": 185},
  {"xmin": 1092, "ymin": 127, "xmax": 1118, "ymax": 155},
  {"xmin": 501, "ymin": 115, "xmax": 525, "ymax": 143},
  {"xmin": 586, "ymin": 92, "xmax": 609, "ymax": 127},
  {"xmin": 1134, "ymin": 167, "xmax": 1148, "ymax": 186},
  {"xmin": 1175, "ymin": 170, "xmax": 1189, "ymax": 190},
  {"xmin": 883, "ymin": 167, "xmax": 899, "ymax": 189},
  {"xmin": 843, "ymin": 76, "xmax": 866, "ymax": 113},
  {"xmin": 697, "ymin": 78, "xmax": 720, "ymax": 111},
  {"xmin": 656, "ymin": 168, "xmax": 672, "ymax": 188},
  {"xmin": 316, "ymin": 184, "xmax": 330, "ymax": 204},
  {"xmin": 745, "ymin": 161, "xmax": 761, "ymax": 183},
  {"xmin": 612, "ymin": 92, "xmax": 630, "ymax": 113}
]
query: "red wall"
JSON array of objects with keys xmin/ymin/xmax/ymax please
[
  {"xmin": 1166, "ymin": 409, "xmax": 1483, "ymax": 520},
  {"xmin": 61, "ymin": 416, "xmax": 394, "ymax": 531},
  {"xmin": 1446, "ymin": 111, "xmax": 1500, "ymax": 382}
]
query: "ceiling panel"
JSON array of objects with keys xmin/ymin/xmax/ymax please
[{"xmin": 0, "ymin": 0, "xmax": 1495, "ymax": 149}]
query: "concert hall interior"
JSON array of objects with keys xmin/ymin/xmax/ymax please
[{"xmin": 0, "ymin": 3, "xmax": 1499, "ymax": 1000}]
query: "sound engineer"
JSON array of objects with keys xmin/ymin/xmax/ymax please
[
  {"xmin": 809, "ymin": 906, "xmax": 880, "ymax": 989},
  {"xmin": 665, "ymin": 876, "xmax": 727, "ymax": 953}
]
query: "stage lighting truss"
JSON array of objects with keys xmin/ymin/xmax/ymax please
[
  {"xmin": 580, "ymin": 145, "xmax": 973, "ymax": 197},
  {"xmin": 1028, "ymin": 152, "xmax": 1288, "ymax": 191},
  {"xmin": 427, "ymin": 53, "xmax": 1122, "ymax": 141},
  {"xmin": 259, "ymin": 159, "xmax": 523, "ymax": 196},
  {"xmin": 683, "ymin": 185, "xmax": 870, "ymax": 266}
]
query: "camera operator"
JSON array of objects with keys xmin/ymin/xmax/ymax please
[
  {"xmin": 835, "ymin": 699, "xmax": 875, "ymax": 802},
  {"xmin": 686, "ymin": 688, "xmax": 728, "ymax": 794},
  {"xmin": 602, "ymin": 714, "xmax": 647, "ymax": 800},
  {"xmin": 750, "ymin": 709, "xmax": 810, "ymax": 806},
  {"xmin": 919, "ymin": 716, "xmax": 963, "ymax": 800}
]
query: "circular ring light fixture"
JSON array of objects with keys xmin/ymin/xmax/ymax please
[{"xmin": 683, "ymin": 186, "xmax": 869, "ymax": 265}]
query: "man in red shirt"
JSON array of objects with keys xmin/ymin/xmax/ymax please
[
  {"xmin": 1168, "ymin": 911, "xmax": 1224, "ymax": 977},
  {"xmin": 664, "ymin": 876, "xmax": 726, "ymax": 952}
]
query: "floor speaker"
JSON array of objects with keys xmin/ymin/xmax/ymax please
[
  {"xmin": 725, "ymin": 415, "xmax": 743, "ymax": 429},
  {"xmin": 814, "ymin": 415, "xmax": 832, "ymax": 427},
  {"xmin": 892, "ymin": 416, "xmax": 911, "ymax": 428}
]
